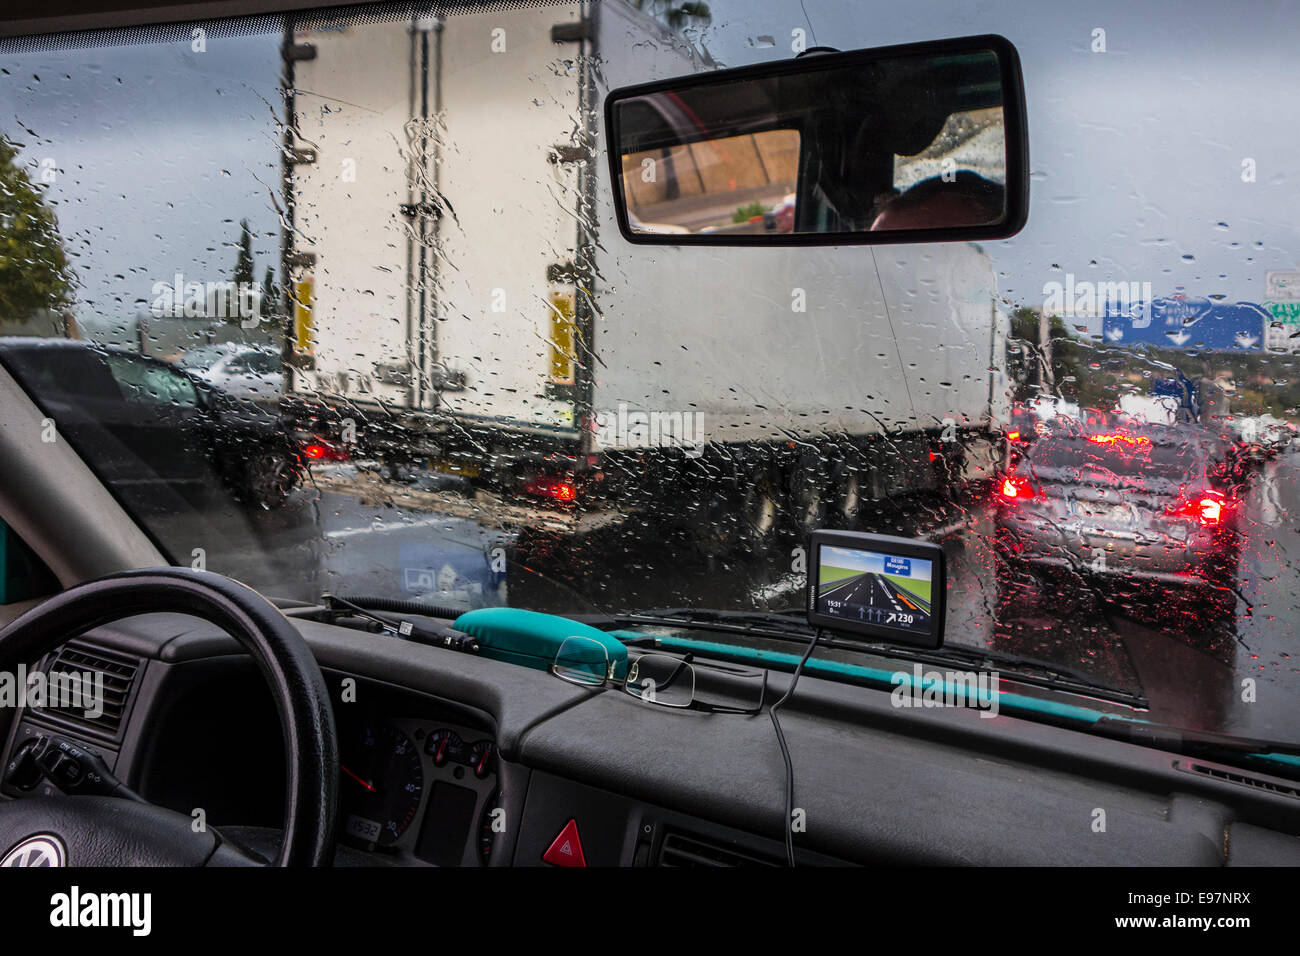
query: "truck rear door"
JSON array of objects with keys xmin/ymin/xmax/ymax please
[
  {"xmin": 430, "ymin": 4, "xmax": 588, "ymax": 436},
  {"xmin": 286, "ymin": 17, "xmax": 421, "ymax": 410}
]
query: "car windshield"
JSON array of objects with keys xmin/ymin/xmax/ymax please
[
  {"xmin": 176, "ymin": 345, "xmax": 234, "ymax": 369},
  {"xmin": 1, "ymin": 0, "xmax": 1297, "ymax": 754}
]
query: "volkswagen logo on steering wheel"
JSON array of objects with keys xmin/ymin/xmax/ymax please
[{"xmin": 0, "ymin": 834, "xmax": 66, "ymax": 867}]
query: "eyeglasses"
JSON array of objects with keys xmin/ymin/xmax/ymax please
[{"xmin": 551, "ymin": 636, "xmax": 767, "ymax": 714}]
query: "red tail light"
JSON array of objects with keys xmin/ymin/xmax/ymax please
[
  {"xmin": 301, "ymin": 437, "xmax": 349, "ymax": 462},
  {"xmin": 1006, "ymin": 430, "xmax": 1021, "ymax": 443},
  {"xmin": 524, "ymin": 475, "xmax": 578, "ymax": 503},
  {"xmin": 1165, "ymin": 490, "xmax": 1229, "ymax": 527},
  {"xmin": 998, "ymin": 474, "xmax": 1039, "ymax": 501}
]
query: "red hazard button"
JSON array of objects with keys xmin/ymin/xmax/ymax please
[{"xmin": 542, "ymin": 818, "xmax": 586, "ymax": 867}]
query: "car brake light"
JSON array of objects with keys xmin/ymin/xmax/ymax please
[
  {"xmin": 1087, "ymin": 432, "xmax": 1151, "ymax": 449},
  {"xmin": 524, "ymin": 476, "xmax": 578, "ymax": 503},
  {"xmin": 1165, "ymin": 490, "xmax": 1228, "ymax": 527},
  {"xmin": 1007, "ymin": 430, "xmax": 1020, "ymax": 443},
  {"xmin": 301, "ymin": 437, "xmax": 349, "ymax": 462},
  {"xmin": 998, "ymin": 474, "xmax": 1038, "ymax": 501}
]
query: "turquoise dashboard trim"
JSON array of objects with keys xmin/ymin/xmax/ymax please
[{"xmin": 1252, "ymin": 752, "xmax": 1300, "ymax": 768}]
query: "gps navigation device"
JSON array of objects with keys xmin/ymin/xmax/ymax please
[{"xmin": 807, "ymin": 530, "xmax": 946, "ymax": 649}]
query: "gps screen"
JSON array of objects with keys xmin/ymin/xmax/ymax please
[{"xmin": 815, "ymin": 544, "xmax": 935, "ymax": 638}]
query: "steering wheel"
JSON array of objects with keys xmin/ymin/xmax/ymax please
[{"xmin": 0, "ymin": 568, "xmax": 337, "ymax": 866}]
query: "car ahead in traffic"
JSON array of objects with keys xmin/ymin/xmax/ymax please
[
  {"xmin": 177, "ymin": 343, "xmax": 283, "ymax": 405},
  {"xmin": 993, "ymin": 422, "xmax": 1244, "ymax": 616},
  {"xmin": 0, "ymin": 338, "xmax": 304, "ymax": 511}
]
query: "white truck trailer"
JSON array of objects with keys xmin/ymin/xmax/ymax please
[{"xmin": 279, "ymin": 1, "xmax": 1011, "ymax": 547}]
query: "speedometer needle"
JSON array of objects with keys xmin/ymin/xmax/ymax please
[{"xmin": 340, "ymin": 764, "xmax": 376, "ymax": 793}]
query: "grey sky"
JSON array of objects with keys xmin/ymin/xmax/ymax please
[
  {"xmin": 0, "ymin": 32, "xmax": 282, "ymax": 332},
  {"xmin": 1, "ymin": 0, "xmax": 1298, "ymax": 330}
]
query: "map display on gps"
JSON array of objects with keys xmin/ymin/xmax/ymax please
[{"xmin": 816, "ymin": 545, "xmax": 935, "ymax": 636}]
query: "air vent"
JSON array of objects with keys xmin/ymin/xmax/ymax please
[
  {"xmin": 657, "ymin": 831, "xmax": 777, "ymax": 867},
  {"xmin": 1182, "ymin": 761, "xmax": 1300, "ymax": 800},
  {"xmin": 33, "ymin": 646, "xmax": 138, "ymax": 740}
]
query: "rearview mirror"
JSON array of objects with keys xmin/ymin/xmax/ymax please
[{"xmin": 605, "ymin": 35, "xmax": 1028, "ymax": 245}]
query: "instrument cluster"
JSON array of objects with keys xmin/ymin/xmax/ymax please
[{"xmin": 338, "ymin": 716, "xmax": 499, "ymax": 865}]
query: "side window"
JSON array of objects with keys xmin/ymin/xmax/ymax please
[
  {"xmin": 0, "ymin": 518, "xmax": 59, "ymax": 606},
  {"xmin": 892, "ymin": 107, "xmax": 1006, "ymax": 192},
  {"xmin": 246, "ymin": 352, "xmax": 279, "ymax": 374},
  {"xmin": 105, "ymin": 355, "xmax": 199, "ymax": 408}
]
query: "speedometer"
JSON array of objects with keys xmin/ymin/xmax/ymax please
[{"xmin": 340, "ymin": 724, "xmax": 424, "ymax": 847}]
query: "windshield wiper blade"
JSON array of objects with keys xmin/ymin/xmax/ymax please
[
  {"xmin": 599, "ymin": 609, "xmax": 827, "ymax": 648},
  {"xmin": 887, "ymin": 643, "xmax": 1146, "ymax": 706},
  {"xmin": 601, "ymin": 608, "xmax": 1144, "ymax": 706},
  {"xmin": 618, "ymin": 607, "xmax": 812, "ymax": 629}
]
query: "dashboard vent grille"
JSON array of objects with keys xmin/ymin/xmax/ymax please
[
  {"xmin": 1183, "ymin": 762, "xmax": 1300, "ymax": 800},
  {"xmin": 657, "ymin": 831, "xmax": 777, "ymax": 867},
  {"xmin": 33, "ymin": 646, "xmax": 139, "ymax": 740}
]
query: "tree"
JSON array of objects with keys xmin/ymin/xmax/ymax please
[
  {"xmin": 1008, "ymin": 306, "xmax": 1092, "ymax": 404},
  {"xmin": 233, "ymin": 218, "xmax": 255, "ymax": 289},
  {"xmin": 0, "ymin": 136, "xmax": 75, "ymax": 319},
  {"xmin": 262, "ymin": 265, "xmax": 280, "ymax": 322},
  {"xmin": 1008, "ymin": 307, "xmax": 1052, "ymax": 397}
]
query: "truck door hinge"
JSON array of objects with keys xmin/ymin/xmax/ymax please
[
  {"xmin": 400, "ymin": 201, "xmax": 442, "ymax": 220},
  {"xmin": 431, "ymin": 365, "xmax": 467, "ymax": 392},
  {"xmin": 282, "ymin": 42, "xmax": 317, "ymax": 62},
  {"xmin": 550, "ymin": 145, "xmax": 592, "ymax": 165},
  {"xmin": 546, "ymin": 261, "xmax": 591, "ymax": 285},
  {"xmin": 551, "ymin": 20, "xmax": 592, "ymax": 43}
]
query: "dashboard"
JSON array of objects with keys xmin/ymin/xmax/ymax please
[{"xmin": 3, "ymin": 607, "xmax": 1300, "ymax": 867}]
